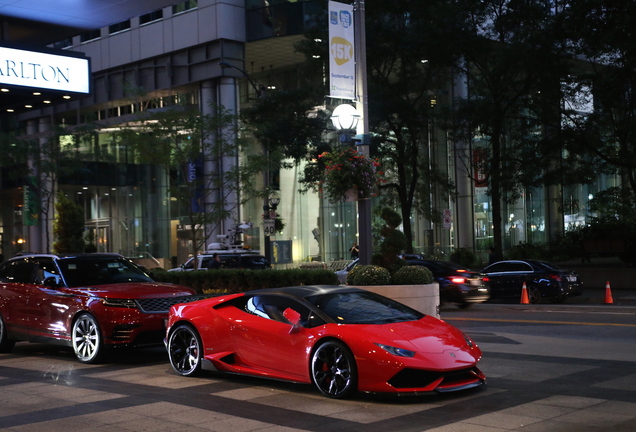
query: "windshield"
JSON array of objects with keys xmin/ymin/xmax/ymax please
[
  {"xmin": 57, "ymin": 257, "xmax": 154, "ymax": 287},
  {"xmin": 306, "ymin": 291, "xmax": 424, "ymax": 324}
]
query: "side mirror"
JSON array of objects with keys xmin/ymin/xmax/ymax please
[
  {"xmin": 42, "ymin": 277, "xmax": 60, "ymax": 289},
  {"xmin": 283, "ymin": 307, "xmax": 302, "ymax": 331}
]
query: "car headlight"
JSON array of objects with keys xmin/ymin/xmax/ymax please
[
  {"xmin": 375, "ymin": 343, "xmax": 415, "ymax": 357},
  {"xmin": 461, "ymin": 331, "xmax": 475, "ymax": 348},
  {"xmin": 101, "ymin": 298, "xmax": 138, "ymax": 308}
]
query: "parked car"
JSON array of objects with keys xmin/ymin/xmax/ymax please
[
  {"xmin": 166, "ymin": 285, "xmax": 486, "ymax": 398},
  {"xmin": 170, "ymin": 248, "xmax": 270, "ymax": 271},
  {"xmin": 336, "ymin": 257, "xmax": 490, "ymax": 308},
  {"xmin": 401, "ymin": 257, "xmax": 490, "ymax": 308},
  {"xmin": 480, "ymin": 259, "xmax": 584, "ymax": 304},
  {"xmin": 0, "ymin": 253, "xmax": 197, "ymax": 363}
]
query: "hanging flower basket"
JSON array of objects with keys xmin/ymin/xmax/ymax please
[{"xmin": 319, "ymin": 148, "xmax": 380, "ymax": 202}]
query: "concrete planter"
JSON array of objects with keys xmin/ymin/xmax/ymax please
[{"xmin": 352, "ymin": 283, "xmax": 440, "ymax": 318}]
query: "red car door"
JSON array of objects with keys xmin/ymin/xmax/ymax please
[
  {"xmin": 230, "ymin": 295, "xmax": 310, "ymax": 379},
  {"xmin": 0, "ymin": 259, "xmax": 39, "ymax": 333}
]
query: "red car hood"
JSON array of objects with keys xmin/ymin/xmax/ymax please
[
  {"xmin": 65, "ymin": 282, "xmax": 195, "ymax": 299},
  {"xmin": 353, "ymin": 316, "xmax": 473, "ymax": 354}
]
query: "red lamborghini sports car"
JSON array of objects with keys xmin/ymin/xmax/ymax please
[{"xmin": 166, "ymin": 285, "xmax": 486, "ymax": 398}]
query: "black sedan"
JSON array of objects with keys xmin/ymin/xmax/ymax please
[
  {"xmin": 401, "ymin": 257, "xmax": 490, "ymax": 308},
  {"xmin": 481, "ymin": 259, "xmax": 584, "ymax": 304}
]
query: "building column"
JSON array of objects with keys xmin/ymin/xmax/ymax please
[
  {"xmin": 452, "ymin": 67, "xmax": 475, "ymax": 251},
  {"xmin": 200, "ymin": 77, "xmax": 239, "ymax": 245}
]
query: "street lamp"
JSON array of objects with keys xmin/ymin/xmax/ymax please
[
  {"xmin": 331, "ymin": 103, "xmax": 372, "ymax": 265},
  {"xmin": 219, "ymin": 61, "xmax": 266, "ymax": 98},
  {"xmin": 331, "ymin": 103, "xmax": 360, "ymax": 131}
]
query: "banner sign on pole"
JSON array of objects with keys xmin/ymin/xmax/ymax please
[{"xmin": 328, "ymin": 1, "xmax": 355, "ymax": 100}]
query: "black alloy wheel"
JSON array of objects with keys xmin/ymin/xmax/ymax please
[
  {"xmin": 311, "ymin": 340, "xmax": 358, "ymax": 398},
  {"xmin": 527, "ymin": 285, "xmax": 542, "ymax": 304},
  {"xmin": 168, "ymin": 324, "xmax": 203, "ymax": 377}
]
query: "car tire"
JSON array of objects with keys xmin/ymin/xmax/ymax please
[
  {"xmin": 168, "ymin": 324, "xmax": 203, "ymax": 377},
  {"xmin": 310, "ymin": 340, "xmax": 358, "ymax": 399},
  {"xmin": 72, "ymin": 313, "xmax": 105, "ymax": 363},
  {"xmin": 0, "ymin": 313, "xmax": 15, "ymax": 353},
  {"xmin": 549, "ymin": 294, "xmax": 567, "ymax": 303},
  {"xmin": 527, "ymin": 285, "xmax": 541, "ymax": 304}
]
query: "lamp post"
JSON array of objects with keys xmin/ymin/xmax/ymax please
[{"xmin": 331, "ymin": 102, "xmax": 372, "ymax": 265}]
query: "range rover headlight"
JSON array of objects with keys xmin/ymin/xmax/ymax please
[{"xmin": 101, "ymin": 298, "xmax": 138, "ymax": 308}]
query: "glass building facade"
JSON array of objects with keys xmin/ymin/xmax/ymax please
[{"xmin": 0, "ymin": 0, "xmax": 623, "ymax": 268}]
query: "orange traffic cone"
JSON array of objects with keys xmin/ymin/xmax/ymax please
[
  {"xmin": 605, "ymin": 281, "xmax": 614, "ymax": 304},
  {"xmin": 520, "ymin": 282, "xmax": 530, "ymax": 304}
]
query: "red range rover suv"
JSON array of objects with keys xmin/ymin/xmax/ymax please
[{"xmin": 0, "ymin": 253, "xmax": 196, "ymax": 363}]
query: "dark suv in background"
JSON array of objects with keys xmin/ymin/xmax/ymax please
[{"xmin": 170, "ymin": 250, "xmax": 270, "ymax": 271}]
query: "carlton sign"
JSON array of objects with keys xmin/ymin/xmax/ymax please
[{"xmin": 0, "ymin": 45, "xmax": 90, "ymax": 94}]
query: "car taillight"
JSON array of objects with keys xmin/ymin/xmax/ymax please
[
  {"xmin": 482, "ymin": 276, "xmax": 490, "ymax": 282},
  {"xmin": 449, "ymin": 276, "xmax": 466, "ymax": 284},
  {"xmin": 548, "ymin": 274, "xmax": 562, "ymax": 282}
]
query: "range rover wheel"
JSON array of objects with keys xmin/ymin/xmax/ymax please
[
  {"xmin": 0, "ymin": 313, "xmax": 15, "ymax": 353},
  {"xmin": 72, "ymin": 313, "xmax": 104, "ymax": 363}
]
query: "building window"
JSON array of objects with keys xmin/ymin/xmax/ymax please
[
  {"xmin": 109, "ymin": 20, "xmax": 131, "ymax": 35},
  {"xmin": 140, "ymin": 9, "xmax": 163, "ymax": 25},
  {"xmin": 80, "ymin": 29, "xmax": 101, "ymax": 43},
  {"xmin": 173, "ymin": 1, "xmax": 198, "ymax": 14}
]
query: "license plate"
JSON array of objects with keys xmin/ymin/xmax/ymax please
[
  {"xmin": 567, "ymin": 276, "xmax": 577, "ymax": 282},
  {"xmin": 469, "ymin": 279, "xmax": 481, "ymax": 286}
]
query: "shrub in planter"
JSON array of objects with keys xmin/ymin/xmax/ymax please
[
  {"xmin": 391, "ymin": 265, "xmax": 433, "ymax": 285},
  {"xmin": 345, "ymin": 264, "xmax": 361, "ymax": 285},
  {"xmin": 349, "ymin": 265, "xmax": 391, "ymax": 285},
  {"xmin": 372, "ymin": 208, "xmax": 408, "ymax": 274}
]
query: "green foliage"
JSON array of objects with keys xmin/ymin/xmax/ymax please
[
  {"xmin": 345, "ymin": 264, "xmax": 360, "ymax": 285},
  {"xmin": 391, "ymin": 265, "xmax": 433, "ymax": 285},
  {"xmin": 114, "ymin": 102, "xmax": 255, "ymax": 256},
  {"xmin": 347, "ymin": 265, "xmax": 391, "ymax": 286},
  {"xmin": 588, "ymin": 187, "xmax": 636, "ymax": 224},
  {"xmin": 318, "ymin": 147, "xmax": 380, "ymax": 202},
  {"xmin": 381, "ymin": 207, "xmax": 402, "ymax": 229},
  {"xmin": 153, "ymin": 269, "xmax": 338, "ymax": 294},
  {"xmin": 53, "ymin": 192, "xmax": 85, "ymax": 253},
  {"xmin": 372, "ymin": 208, "xmax": 408, "ymax": 274},
  {"xmin": 449, "ymin": 248, "xmax": 479, "ymax": 269}
]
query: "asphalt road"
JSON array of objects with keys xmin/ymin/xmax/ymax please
[{"xmin": 1, "ymin": 297, "xmax": 635, "ymax": 432}]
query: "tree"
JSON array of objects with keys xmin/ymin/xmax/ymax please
[
  {"xmin": 362, "ymin": 0, "xmax": 461, "ymax": 253},
  {"xmin": 53, "ymin": 191, "xmax": 85, "ymax": 253},
  {"xmin": 560, "ymin": 0, "xmax": 636, "ymax": 199},
  {"xmin": 241, "ymin": 86, "xmax": 331, "ymax": 194},
  {"xmin": 0, "ymin": 125, "xmax": 90, "ymax": 253},
  {"xmin": 441, "ymin": 0, "xmax": 572, "ymax": 256},
  {"xmin": 116, "ymin": 103, "xmax": 256, "ymax": 259}
]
